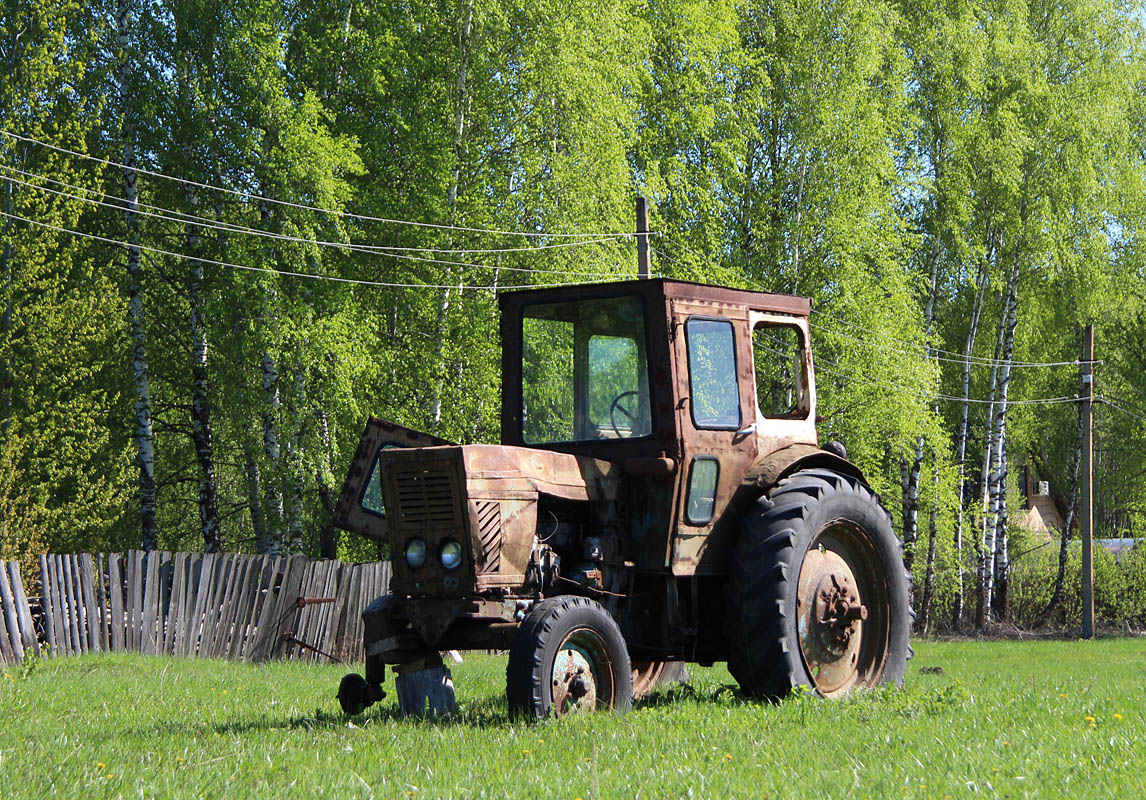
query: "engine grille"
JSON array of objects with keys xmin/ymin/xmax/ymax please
[
  {"xmin": 391, "ymin": 464, "xmax": 459, "ymax": 527},
  {"xmin": 474, "ymin": 500, "xmax": 502, "ymax": 572}
]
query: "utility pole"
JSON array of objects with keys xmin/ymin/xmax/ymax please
[
  {"xmin": 636, "ymin": 196, "xmax": 650, "ymax": 279},
  {"xmin": 1081, "ymin": 323, "xmax": 1095, "ymax": 639}
]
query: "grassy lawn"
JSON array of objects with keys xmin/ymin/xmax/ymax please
[{"xmin": 2, "ymin": 638, "xmax": 1144, "ymax": 798}]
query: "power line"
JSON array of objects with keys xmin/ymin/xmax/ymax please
[
  {"xmin": 810, "ymin": 310, "xmax": 1092, "ymax": 369},
  {"xmin": 2, "ymin": 210, "xmax": 609, "ymax": 292},
  {"xmin": 0, "ymin": 129, "xmax": 636, "ymax": 240},
  {"xmin": 0, "ymin": 163, "xmax": 627, "ymax": 256},
  {"xmin": 1099, "ymin": 396, "xmax": 1146, "ymax": 424},
  {"xmin": 0, "ymin": 167, "xmax": 626, "ymax": 277},
  {"xmin": 814, "ymin": 357, "xmax": 1081, "ymax": 407}
]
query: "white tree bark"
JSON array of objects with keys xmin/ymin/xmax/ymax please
[
  {"xmin": 951, "ymin": 260, "xmax": 988, "ymax": 629},
  {"xmin": 261, "ymin": 353, "xmax": 284, "ymax": 555},
  {"xmin": 429, "ymin": 0, "xmax": 474, "ymax": 432},
  {"xmin": 119, "ymin": 0, "xmax": 158, "ymax": 550}
]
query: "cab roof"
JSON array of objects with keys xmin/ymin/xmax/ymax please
[{"xmin": 498, "ymin": 278, "xmax": 811, "ymax": 318}]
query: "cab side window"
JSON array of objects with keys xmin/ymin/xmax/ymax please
[
  {"xmin": 685, "ymin": 318, "xmax": 740, "ymax": 429},
  {"xmin": 752, "ymin": 323, "xmax": 808, "ymax": 418}
]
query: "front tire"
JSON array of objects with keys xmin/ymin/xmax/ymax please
[
  {"xmin": 507, "ymin": 596, "xmax": 633, "ymax": 720},
  {"xmin": 724, "ymin": 468, "xmax": 912, "ymax": 699}
]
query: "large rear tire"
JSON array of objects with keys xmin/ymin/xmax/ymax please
[
  {"xmin": 724, "ymin": 468, "xmax": 912, "ymax": 699},
  {"xmin": 507, "ymin": 596, "xmax": 633, "ymax": 720}
]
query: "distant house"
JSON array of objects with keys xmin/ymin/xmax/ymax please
[
  {"xmin": 1016, "ymin": 465, "xmax": 1063, "ymax": 537},
  {"xmin": 1017, "ymin": 465, "xmax": 1139, "ymax": 555}
]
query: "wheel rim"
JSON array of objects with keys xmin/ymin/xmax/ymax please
[
  {"xmin": 551, "ymin": 627, "xmax": 615, "ymax": 715},
  {"xmin": 795, "ymin": 519, "xmax": 891, "ymax": 696}
]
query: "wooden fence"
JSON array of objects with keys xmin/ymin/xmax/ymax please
[
  {"xmin": 0, "ymin": 552, "xmax": 389, "ymax": 666},
  {"xmin": 0, "ymin": 561, "xmax": 37, "ymax": 665}
]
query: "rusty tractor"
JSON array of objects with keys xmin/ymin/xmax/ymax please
[{"xmin": 334, "ymin": 278, "xmax": 911, "ymax": 719}]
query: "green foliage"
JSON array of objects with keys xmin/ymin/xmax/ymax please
[
  {"xmin": 1010, "ymin": 540, "xmax": 1146, "ymax": 628},
  {"xmin": 0, "ymin": 0, "xmax": 1144, "ymax": 639}
]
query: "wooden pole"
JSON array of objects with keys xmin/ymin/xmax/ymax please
[
  {"xmin": 1081, "ymin": 323, "xmax": 1094, "ymax": 639},
  {"xmin": 636, "ymin": 196, "xmax": 650, "ymax": 279}
]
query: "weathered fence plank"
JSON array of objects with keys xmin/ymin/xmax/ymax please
[
  {"xmin": 94, "ymin": 554, "xmax": 110, "ymax": 652},
  {"xmin": 9, "ymin": 562, "xmax": 37, "ymax": 656},
  {"xmin": 81, "ymin": 555, "xmax": 100, "ymax": 654},
  {"xmin": 209, "ymin": 556, "xmax": 240, "ymax": 659},
  {"xmin": 63, "ymin": 555, "xmax": 84, "ymax": 655},
  {"xmin": 0, "ymin": 563, "xmax": 24, "ymax": 662},
  {"xmin": 108, "ymin": 554, "xmax": 124, "ymax": 652}
]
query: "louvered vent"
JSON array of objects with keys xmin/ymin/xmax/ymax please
[
  {"xmin": 475, "ymin": 500, "xmax": 502, "ymax": 572},
  {"xmin": 392, "ymin": 465, "xmax": 457, "ymax": 526}
]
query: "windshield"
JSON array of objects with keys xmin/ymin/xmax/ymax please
[{"xmin": 521, "ymin": 295, "xmax": 652, "ymax": 443}]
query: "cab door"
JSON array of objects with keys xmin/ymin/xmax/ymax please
[
  {"xmin": 668, "ymin": 301, "xmax": 759, "ymax": 575},
  {"xmin": 332, "ymin": 417, "xmax": 453, "ymax": 543}
]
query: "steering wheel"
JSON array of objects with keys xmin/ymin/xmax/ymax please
[{"xmin": 609, "ymin": 391, "xmax": 645, "ymax": 438}]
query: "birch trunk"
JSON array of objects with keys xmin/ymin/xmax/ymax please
[
  {"xmin": 993, "ymin": 443, "xmax": 1010, "ymax": 618},
  {"xmin": 244, "ymin": 440, "xmax": 271, "ymax": 554},
  {"xmin": 118, "ymin": 0, "xmax": 159, "ymax": 551},
  {"xmin": 1038, "ymin": 400, "xmax": 1083, "ymax": 625},
  {"xmin": 1, "ymin": 176, "xmax": 12, "ymax": 436},
  {"xmin": 918, "ymin": 463, "xmax": 940, "ymax": 633},
  {"xmin": 184, "ymin": 161, "xmax": 221, "ymax": 553},
  {"xmin": 429, "ymin": 0, "xmax": 474, "ymax": 431},
  {"xmin": 975, "ymin": 298, "xmax": 1007, "ymax": 627},
  {"xmin": 262, "ymin": 353, "xmax": 285, "ymax": 554},
  {"xmin": 951, "ymin": 261, "xmax": 988, "ymax": 630},
  {"xmin": 902, "ymin": 247, "xmax": 941, "ymax": 576},
  {"xmin": 978, "ymin": 260, "xmax": 1019, "ymax": 627},
  {"xmin": 284, "ymin": 370, "xmax": 306, "ymax": 554},
  {"xmin": 316, "ymin": 407, "xmax": 339, "ymax": 559}
]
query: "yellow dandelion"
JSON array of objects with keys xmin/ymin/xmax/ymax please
[
  {"xmin": 222, "ymin": 690, "xmax": 227, "ymax": 695},
  {"xmin": 1085, "ymin": 716, "xmax": 1096, "ymax": 723},
  {"xmin": 537, "ymin": 738, "xmax": 544, "ymax": 743},
  {"xmin": 584, "ymin": 757, "xmax": 592, "ymax": 762},
  {"xmin": 723, "ymin": 754, "xmax": 733, "ymax": 761},
  {"xmin": 522, "ymin": 749, "xmax": 530, "ymax": 755},
  {"xmin": 97, "ymin": 762, "xmax": 105, "ymax": 770},
  {"xmin": 106, "ymin": 775, "xmax": 115, "ymax": 780},
  {"xmin": 176, "ymin": 757, "xmax": 184, "ymax": 764},
  {"xmin": 1002, "ymin": 741, "xmax": 1009, "ymax": 747},
  {"xmin": 1059, "ymin": 693, "xmax": 1067, "ymax": 698},
  {"xmin": 1114, "ymin": 713, "xmax": 1123, "ymax": 720}
]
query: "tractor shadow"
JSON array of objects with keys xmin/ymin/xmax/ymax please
[
  {"xmin": 211, "ymin": 693, "xmax": 515, "ymax": 735},
  {"xmin": 635, "ymin": 681, "xmax": 754, "ymax": 710}
]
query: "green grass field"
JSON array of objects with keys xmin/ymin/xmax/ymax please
[{"xmin": 2, "ymin": 639, "xmax": 1144, "ymax": 798}]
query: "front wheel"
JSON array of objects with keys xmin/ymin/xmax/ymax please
[
  {"xmin": 724, "ymin": 468, "xmax": 912, "ymax": 699},
  {"xmin": 507, "ymin": 596, "xmax": 633, "ymax": 720}
]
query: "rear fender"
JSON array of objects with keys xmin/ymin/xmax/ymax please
[
  {"xmin": 741, "ymin": 443, "xmax": 868, "ymax": 496},
  {"xmin": 332, "ymin": 417, "xmax": 453, "ymax": 540}
]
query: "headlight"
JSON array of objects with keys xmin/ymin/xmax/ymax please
[
  {"xmin": 440, "ymin": 539, "xmax": 463, "ymax": 570},
  {"xmin": 404, "ymin": 539, "xmax": 427, "ymax": 569}
]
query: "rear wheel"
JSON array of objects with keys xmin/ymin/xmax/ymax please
[
  {"xmin": 507, "ymin": 596, "xmax": 633, "ymax": 720},
  {"xmin": 724, "ymin": 468, "xmax": 912, "ymax": 699}
]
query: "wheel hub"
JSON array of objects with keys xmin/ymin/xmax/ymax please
[
  {"xmin": 552, "ymin": 645, "xmax": 598, "ymax": 714},
  {"xmin": 797, "ymin": 545, "xmax": 866, "ymax": 694}
]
